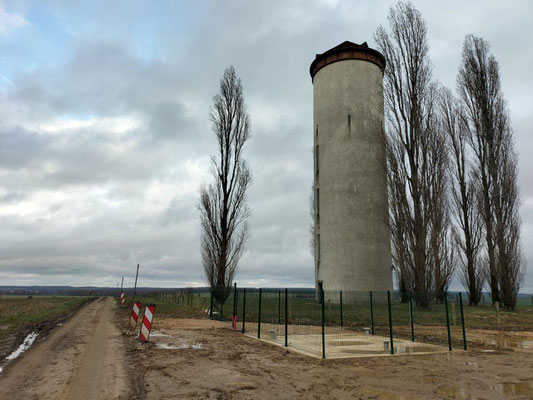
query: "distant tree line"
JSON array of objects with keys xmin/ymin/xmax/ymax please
[{"xmin": 375, "ymin": 2, "xmax": 524, "ymax": 310}]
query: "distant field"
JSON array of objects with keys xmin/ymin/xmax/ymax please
[
  {"xmin": 120, "ymin": 292, "xmax": 533, "ymax": 333},
  {"xmin": 120, "ymin": 295, "xmax": 208, "ymax": 319},
  {"xmin": 0, "ymin": 296, "xmax": 92, "ymax": 360}
]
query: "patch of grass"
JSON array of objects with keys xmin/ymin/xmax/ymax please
[
  {"xmin": 118, "ymin": 291, "xmax": 533, "ymax": 336},
  {"xmin": 120, "ymin": 295, "xmax": 209, "ymax": 320},
  {"xmin": 0, "ymin": 296, "xmax": 93, "ymax": 360},
  {"xmin": 462, "ymin": 304, "xmax": 533, "ymax": 331},
  {"xmin": 0, "ymin": 296, "xmax": 91, "ymax": 333}
]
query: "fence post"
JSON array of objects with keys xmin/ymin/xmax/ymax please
[
  {"xmin": 209, "ymin": 289, "xmax": 213, "ymax": 320},
  {"xmin": 258, "ymin": 288, "xmax": 262, "ymax": 339},
  {"xmin": 409, "ymin": 292, "xmax": 415, "ymax": 342},
  {"xmin": 459, "ymin": 292, "xmax": 467, "ymax": 350},
  {"xmin": 278, "ymin": 290, "xmax": 281, "ymax": 325},
  {"xmin": 340, "ymin": 290, "xmax": 344, "ymax": 328},
  {"xmin": 445, "ymin": 292, "xmax": 452, "ymax": 351},
  {"xmin": 387, "ymin": 290, "xmax": 394, "ymax": 355},
  {"xmin": 242, "ymin": 288, "xmax": 246, "ymax": 334},
  {"xmin": 321, "ymin": 288, "xmax": 326, "ymax": 359},
  {"xmin": 232, "ymin": 283, "xmax": 237, "ymax": 318},
  {"xmin": 370, "ymin": 291, "xmax": 375, "ymax": 335},
  {"xmin": 285, "ymin": 288, "xmax": 288, "ymax": 347}
]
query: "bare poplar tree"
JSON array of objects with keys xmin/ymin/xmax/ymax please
[
  {"xmin": 496, "ymin": 135, "xmax": 523, "ymax": 309},
  {"xmin": 457, "ymin": 35, "xmax": 523, "ymax": 309},
  {"xmin": 375, "ymin": 2, "xmax": 453, "ymax": 306},
  {"xmin": 387, "ymin": 137, "xmax": 412, "ymax": 303},
  {"xmin": 440, "ymin": 88, "xmax": 484, "ymax": 304},
  {"xmin": 199, "ymin": 66, "xmax": 252, "ymax": 304},
  {"xmin": 426, "ymin": 104, "xmax": 455, "ymax": 302}
]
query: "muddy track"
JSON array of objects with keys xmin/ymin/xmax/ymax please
[
  {"xmin": 0, "ymin": 297, "xmax": 97, "ymax": 362},
  {"xmin": 0, "ymin": 297, "xmax": 131, "ymax": 400}
]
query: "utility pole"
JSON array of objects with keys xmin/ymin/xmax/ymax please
[{"xmin": 133, "ymin": 264, "xmax": 140, "ymax": 299}]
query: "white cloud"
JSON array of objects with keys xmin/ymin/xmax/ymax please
[
  {"xmin": 0, "ymin": 2, "xmax": 28, "ymax": 34},
  {"xmin": 37, "ymin": 115, "xmax": 142, "ymax": 136}
]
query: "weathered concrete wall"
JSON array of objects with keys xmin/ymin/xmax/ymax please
[{"xmin": 313, "ymin": 58, "xmax": 393, "ymax": 293}]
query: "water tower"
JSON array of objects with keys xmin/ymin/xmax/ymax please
[{"xmin": 310, "ymin": 41, "xmax": 392, "ymax": 295}]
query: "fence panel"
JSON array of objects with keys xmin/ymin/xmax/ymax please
[{"xmin": 225, "ymin": 287, "xmax": 467, "ymax": 358}]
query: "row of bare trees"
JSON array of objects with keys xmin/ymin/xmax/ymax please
[{"xmin": 377, "ymin": 2, "xmax": 524, "ymax": 309}]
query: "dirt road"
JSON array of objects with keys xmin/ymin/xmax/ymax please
[{"xmin": 0, "ymin": 297, "xmax": 130, "ymax": 400}]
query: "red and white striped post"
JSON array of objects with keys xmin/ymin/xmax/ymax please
[
  {"xmin": 139, "ymin": 304, "xmax": 155, "ymax": 342},
  {"xmin": 129, "ymin": 301, "xmax": 142, "ymax": 330},
  {"xmin": 120, "ymin": 292, "xmax": 125, "ymax": 305}
]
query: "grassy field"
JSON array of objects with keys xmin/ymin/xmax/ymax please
[
  {"xmin": 122, "ymin": 291, "xmax": 533, "ymax": 333},
  {"xmin": 0, "ymin": 296, "xmax": 92, "ymax": 359},
  {"xmin": 120, "ymin": 294, "xmax": 209, "ymax": 320},
  {"xmin": 0, "ymin": 296, "xmax": 91, "ymax": 330}
]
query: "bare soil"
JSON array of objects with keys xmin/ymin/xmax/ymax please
[
  {"xmin": 0, "ymin": 296, "xmax": 93, "ymax": 362},
  {"xmin": 2, "ymin": 299, "xmax": 532, "ymax": 399},
  {"xmin": 124, "ymin": 317, "xmax": 533, "ymax": 399},
  {"xmin": 0, "ymin": 297, "xmax": 132, "ymax": 400}
]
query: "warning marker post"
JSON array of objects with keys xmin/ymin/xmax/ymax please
[
  {"xmin": 129, "ymin": 301, "xmax": 142, "ymax": 330},
  {"xmin": 120, "ymin": 292, "xmax": 125, "ymax": 305},
  {"xmin": 139, "ymin": 304, "xmax": 156, "ymax": 342}
]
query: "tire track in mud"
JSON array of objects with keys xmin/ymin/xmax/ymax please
[{"xmin": 0, "ymin": 297, "xmax": 130, "ymax": 400}]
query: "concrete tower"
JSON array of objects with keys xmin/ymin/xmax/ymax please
[{"xmin": 310, "ymin": 41, "xmax": 392, "ymax": 294}]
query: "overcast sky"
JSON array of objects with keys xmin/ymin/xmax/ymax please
[{"xmin": 0, "ymin": 0, "xmax": 532, "ymax": 292}]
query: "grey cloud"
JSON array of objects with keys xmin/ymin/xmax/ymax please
[{"xmin": 0, "ymin": 1, "xmax": 532, "ymax": 292}]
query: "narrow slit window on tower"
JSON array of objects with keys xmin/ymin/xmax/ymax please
[
  {"xmin": 315, "ymin": 124, "xmax": 318, "ymax": 138},
  {"xmin": 315, "ymin": 145, "xmax": 319, "ymax": 175},
  {"xmin": 316, "ymin": 187, "xmax": 320, "ymax": 221},
  {"xmin": 348, "ymin": 114, "xmax": 351, "ymax": 135},
  {"xmin": 317, "ymin": 233, "xmax": 321, "ymax": 261}
]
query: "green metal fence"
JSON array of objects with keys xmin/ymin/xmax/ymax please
[{"xmin": 214, "ymin": 287, "xmax": 467, "ymax": 359}]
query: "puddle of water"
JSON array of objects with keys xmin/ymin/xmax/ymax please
[
  {"xmin": 6, "ymin": 332, "xmax": 38, "ymax": 361},
  {"xmin": 155, "ymin": 342, "xmax": 203, "ymax": 350},
  {"xmin": 156, "ymin": 343, "xmax": 181, "ymax": 349},
  {"xmin": 482, "ymin": 336, "xmax": 533, "ymax": 350},
  {"xmin": 150, "ymin": 331, "xmax": 170, "ymax": 337},
  {"xmin": 490, "ymin": 381, "xmax": 533, "ymax": 397},
  {"xmin": 438, "ymin": 386, "xmax": 474, "ymax": 399},
  {"xmin": 437, "ymin": 380, "xmax": 533, "ymax": 399},
  {"xmin": 413, "ymin": 352, "xmax": 453, "ymax": 362}
]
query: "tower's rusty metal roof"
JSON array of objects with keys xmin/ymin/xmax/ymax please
[{"xmin": 310, "ymin": 41, "xmax": 386, "ymax": 80}]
